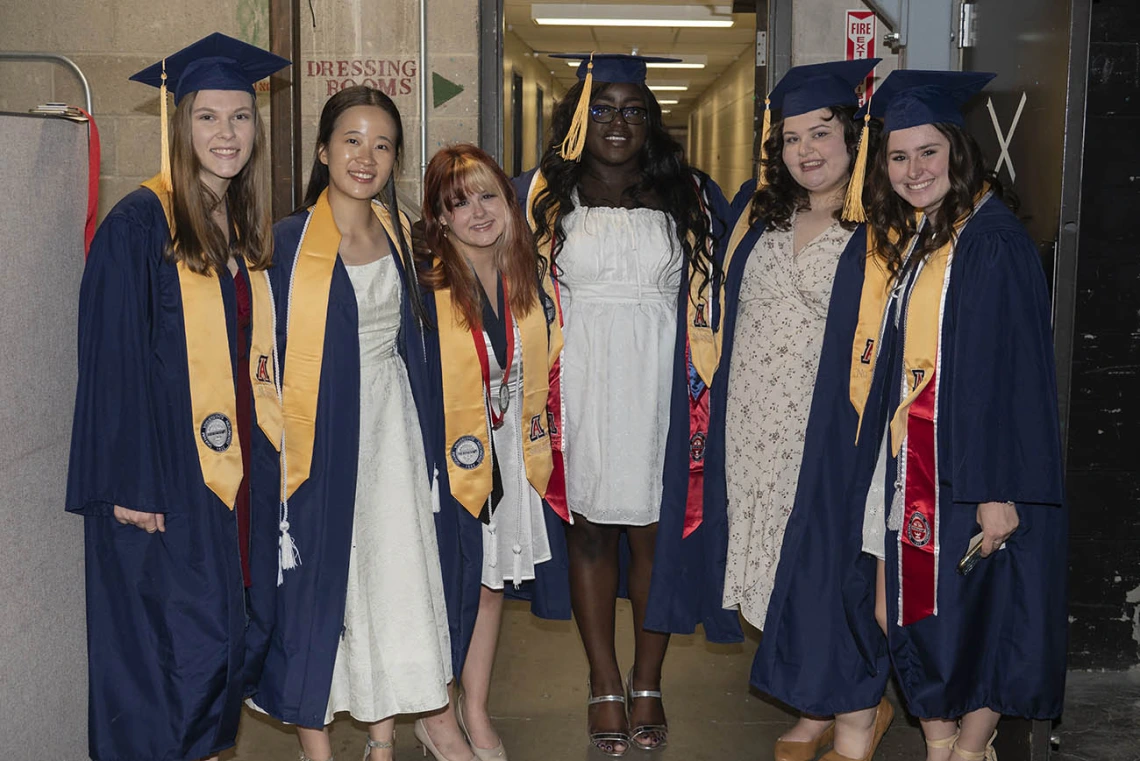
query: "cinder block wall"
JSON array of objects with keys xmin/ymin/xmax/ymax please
[{"xmin": 0, "ymin": 0, "xmax": 480, "ymax": 221}]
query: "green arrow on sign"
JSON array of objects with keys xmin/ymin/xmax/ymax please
[{"xmin": 433, "ymin": 72, "xmax": 465, "ymax": 108}]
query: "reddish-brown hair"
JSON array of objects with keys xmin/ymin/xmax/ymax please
[{"xmin": 419, "ymin": 144, "xmax": 541, "ymax": 329}]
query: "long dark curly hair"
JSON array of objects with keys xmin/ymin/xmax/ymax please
[
  {"xmin": 531, "ymin": 80, "xmax": 717, "ymax": 300},
  {"xmin": 867, "ymin": 122, "xmax": 1013, "ymax": 276},
  {"xmin": 748, "ymin": 106, "xmax": 871, "ymax": 231}
]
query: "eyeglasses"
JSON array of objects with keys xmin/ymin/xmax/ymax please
[{"xmin": 589, "ymin": 105, "xmax": 649, "ymax": 125}]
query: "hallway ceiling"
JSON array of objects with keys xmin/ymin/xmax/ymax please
[{"xmin": 505, "ymin": 0, "xmax": 757, "ymax": 128}]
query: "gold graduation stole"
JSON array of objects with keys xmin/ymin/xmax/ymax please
[
  {"xmin": 435, "ymin": 280, "xmax": 554, "ymax": 518},
  {"xmin": 849, "ymin": 189, "xmax": 992, "ymax": 454},
  {"xmin": 280, "ymin": 189, "xmax": 410, "ymax": 500},
  {"xmin": 141, "ymin": 175, "xmax": 281, "ymax": 509}
]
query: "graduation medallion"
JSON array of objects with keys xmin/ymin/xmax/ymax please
[
  {"xmin": 200, "ymin": 412, "xmax": 233, "ymax": 452},
  {"xmin": 499, "ymin": 382, "xmax": 511, "ymax": 415}
]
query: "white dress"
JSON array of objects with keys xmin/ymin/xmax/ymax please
[
  {"xmin": 324, "ymin": 257, "xmax": 453, "ymax": 724},
  {"xmin": 480, "ymin": 324, "xmax": 553, "ymax": 588},
  {"xmin": 556, "ymin": 196, "xmax": 681, "ymax": 525},
  {"xmin": 722, "ymin": 220, "xmax": 851, "ymax": 629}
]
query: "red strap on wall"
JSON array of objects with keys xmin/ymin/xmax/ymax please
[{"xmin": 75, "ymin": 108, "xmax": 100, "ymax": 257}]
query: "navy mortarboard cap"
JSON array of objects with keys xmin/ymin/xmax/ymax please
[
  {"xmin": 858, "ymin": 69, "xmax": 995, "ymax": 132},
  {"xmin": 129, "ymin": 33, "xmax": 289, "ymax": 192},
  {"xmin": 767, "ymin": 58, "xmax": 882, "ymax": 118},
  {"xmin": 551, "ymin": 53, "xmax": 681, "ymax": 162},
  {"xmin": 130, "ymin": 32, "xmax": 290, "ymax": 104},
  {"xmin": 841, "ymin": 69, "xmax": 996, "ymax": 222},
  {"xmin": 757, "ymin": 58, "xmax": 881, "ymax": 194},
  {"xmin": 551, "ymin": 53, "xmax": 681, "ymax": 85}
]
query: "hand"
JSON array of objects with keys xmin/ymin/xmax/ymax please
[
  {"xmin": 976, "ymin": 501, "xmax": 1018, "ymax": 557},
  {"xmin": 113, "ymin": 505, "xmax": 166, "ymax": 533}
]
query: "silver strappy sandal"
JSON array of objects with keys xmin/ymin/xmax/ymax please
[
  {"xmin": 587, "ymin": 680, "xmax": 630, "ymax": 757},
  {"xmin": 626, "ymin": 669, "xmax": 668, "ymax": 751},
  {"xmin": 363, "ymin": 736, "xmax": 393, "ymax": 760}
]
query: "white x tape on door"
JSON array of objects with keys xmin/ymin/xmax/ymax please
[{"xmin": 987, "ymin": 92, "xmax": 1027, "ymax": 183}]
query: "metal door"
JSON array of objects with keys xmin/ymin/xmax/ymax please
[{"xmin": 959, "ymin": 1, "xmax": 1092, "ymax": 759}]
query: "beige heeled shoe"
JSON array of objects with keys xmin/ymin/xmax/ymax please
[
  {"xmin": 774, "ymin": 721, "xmax": 835, "ymax": 761},
  {"xmin": 951, "ymin": 730, "xmax": 998, "ymax": 761},
  {"xmin": 414, "ymin": 718, "xmax": 474, "ymax": 761},
  {"xmin": 456, "ymin": 693, "xmax": 507, "ymax": 761}
]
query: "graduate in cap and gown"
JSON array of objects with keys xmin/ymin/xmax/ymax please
[
  {"xmin": 707, "ymin": 58, "xmax": 883, "ymax": 761},
  {"xmin": 753, "ymin": 70, "xmax": 1067, "ymax": 761},
  {"xmin": 250, "ymin": 86, "xmax": 452, "ymax": 761},
  {"xmin": 512, "ymin": 52, "xmax": 737, "ymax": 756},
  {"xmin": 66, "ymin": 32, "xmax": 288, "ymax": 761},
  {"xmin": 414, "ymin": 142, "xmax": 567, "ymax": 761}
]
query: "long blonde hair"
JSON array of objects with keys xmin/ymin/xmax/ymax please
[{"xmin": 167, "ymin": 90, "xmax": 273, "ymax": 275}]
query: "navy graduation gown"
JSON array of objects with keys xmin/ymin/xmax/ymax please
[
  {"xmin": 251, "ymin": 208, "xmax": 435, "ymax": 728},
  {"xmin": 510, "ymin": 168, "xmax": 743, "ymax": 644},
  {"xmin": 754, "ymin": 196, "xmax": 1067, "ymax": 719},
  {"xmin": 67, "ymin": 188, "xmax": 279, "ymax": 761},
  {"xmin": 880, "ymin": 198, "xmax": 1067, "ymax": 719},
  {"xmin": 421, "ymin": 289, "xmax": 572, "ymax": 679}
]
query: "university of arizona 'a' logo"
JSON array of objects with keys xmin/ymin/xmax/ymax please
[
  {"xmin": 529, "ymin": 414, "xmax": 546, "ymax": 441},
  {"xmin": 546, "ymin": 410, "xmax": 559, "ymax": 437},
  {"xmin": 860, "ymin": 338, "xmax": 875, "ymax": 364},
  {"xmin": 911, "ymin": 368, "xmax": 926, "ymax": 391},
  {"xmin": 693, "ymin": 301, "xmax": 709, "ymax": 328},
  {"xmin": 256, "ymin": 355, "xmax": 272, "ymax": 384}
]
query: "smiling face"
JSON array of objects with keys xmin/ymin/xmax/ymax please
[
  {"xmin": 191, "ymin": 89, "xmax": 257, "ymax": 196},
  {"xmin": 319, "ymin": 104, "xmax": 399, "ymax": 201},
  {"xmin": 886, "ymin": 123, "xmax": 952, "ymax": 215},
  {"xmin": 583, "ymin": 82, "xmax": 650, "ymax": 167},
  {"xmin": 440, "ymin": 179, "xmax": 509, "ymax": 255},
  {"xmin": 780, "ymin": 107, "xmax": 852, "ymax": 199}
]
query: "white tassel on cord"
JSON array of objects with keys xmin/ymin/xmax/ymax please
[
  {"xmin": 431, "ymin": 467, "xmax": 441, "ymax": 514},
  {"xmin": 512, "ymin": 544, "xmax": 523, "ymax": 590},
  {"xmin": 487, "ymin": 521, "xmax": 499, "ymax": 569},
  {"xmin": 266, "ymin": 268, "xmax": 301, "ymax": 586}
]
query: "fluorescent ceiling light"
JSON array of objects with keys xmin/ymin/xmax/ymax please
[
  {"xmin": 657, "ymin": 99, "xmax": 680, "ymax": 105},
  {"xmin": 648, "ymin": 85, "xmax": 688, "ymax": 92},
  {"xmin": 564, "ymin": 55, "xmax": 707, "ymax": 70},
  {"xmin": 533, "ymin": 4, "xmax": 733, "ymax": 28},
  {"xmin": 661, "ymin": 109, "xmax": 672, "ymax": 114}
]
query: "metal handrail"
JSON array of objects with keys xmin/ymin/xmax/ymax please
[{"xmin": 0, "ymin": 51, "xmax": 93, "ymax": 115}]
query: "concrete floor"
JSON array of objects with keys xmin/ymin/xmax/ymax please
[{"xmin": 225, "ymin": 601, "xmax": 1138, "ymax": 761}]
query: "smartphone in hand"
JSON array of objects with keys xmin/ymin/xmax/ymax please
[{"xmin": 957, "ymin": 532, "xmax": 985, "ymax": 576}]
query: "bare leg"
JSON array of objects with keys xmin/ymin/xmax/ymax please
[
  {"xmin": 921, "ymin": 718, "xmax": 959, "ymax": 761},
  {"xmin": 418, "ymin": 683, "xmax": 476, "ymax": 761},
  {"xmin": 297, "ymin": 726, "xmax": 334, "ymax": 761},
  {"xmin": 625, "ymin": 522, "xmax": 669, "ymax": 748},
  {"xmin": 459, "ymin": 586, "xmax": 505, "ymax": 750},
  {"xmin": 832, "ymin": 706, "xmax": 879, "ymax": 758},
  {"xmin": 365, "ymin": 717, "xmax": 396, "ymax": 760},
  {"xmin": 953, "ymin": 708, "xmax": 1000, "ymax": 758},
  {"xmin": 565, "ymin": 512, "xmax": 627, "ymax": 754},
  {"xmin": 779, "ymin": 715, "xmax": 834, "ymax": 743}
]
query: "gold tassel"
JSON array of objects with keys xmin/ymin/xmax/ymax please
[
  {"xmin": 755, "ymin": 97, "xmax": 771, "ymax": 188},
  {"xmin": 559, "ymin": 55, "xmax": 594, "ymax": 162},
  {"xmin": 159, "ymin": 59, "xmax": 172, "ymax": 193},
  {"xmin": 842, "ymin": 112, "xmax": 871, "ymax": 223}
]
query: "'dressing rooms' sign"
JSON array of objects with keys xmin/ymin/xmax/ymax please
[{"xmin": 306, "ymin": 58, "xmax": 418, "ymax": 96}]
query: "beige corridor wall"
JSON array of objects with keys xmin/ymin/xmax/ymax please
[
  {"xmin": 503, "ymin": 31, "xmax": 565, "ymax": 177},
  {"xmin": 687, "ymin": 45, "xmax": 756, "ymax": 198}
]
